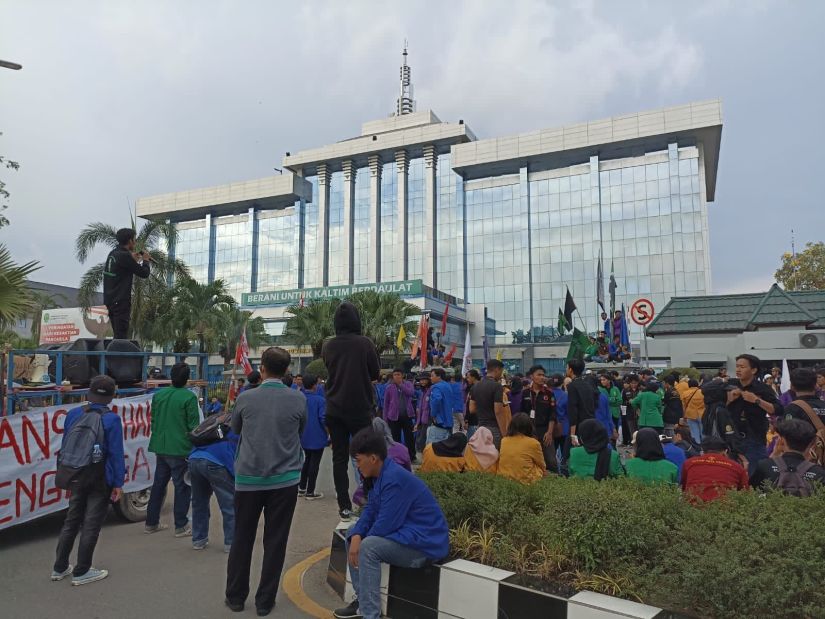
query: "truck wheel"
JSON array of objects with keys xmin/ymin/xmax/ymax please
[{"xmin": 113, "ymin": 489, "xmax": 150, "ymax": 522}]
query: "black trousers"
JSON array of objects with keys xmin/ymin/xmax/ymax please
[
  {"xmin": 327, "ymin": 415, "xmax": 372, "ymax": 512},
  {"xmin": 106, "ymin": 302, "xmax": 131, "ymax": 340},
  {"xmin": 299, "ymin": 448, "xmax": 325, "ymax": 494},
  {"xmin": 54, "ymin": 485, "xmax": 110, "ymax": 576},
  {"xmin": 226, "ymin": 485, "xmax": 299, "ymax": 611},
  {"xmin": 388, "ymin": 416, "xmax": 416, "ymax": 460},
  {"xmin": 621, "ymin": 413, "xmax": 638, "ymax": 446}
]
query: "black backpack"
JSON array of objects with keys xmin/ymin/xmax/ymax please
[
  {"xmin": 773, "ymin": 457, "xmax": 815, "ymax": 497},
  {"xmin": 55, "ymin": 406, "xmax": 107, "ymax": 490},
  {"xmin": 188, "ymin": 411, "xmax": 232, "ymax": 447}
]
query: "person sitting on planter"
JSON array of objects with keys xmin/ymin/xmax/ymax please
[
  {"xmin": 463, "ymin": 426, "xmax": 499, "ymax": 474},
  {"xmin": 335, "ymin": 428, "xmax": 449, "ymax": 619},
  {"xmin": 624, "ymin": 429, "xmax": 678, "ymax": 485},
  {"xmin": 568, "ymin": 418, "xmax": 624, "ymax": 480},
  {"xmin": 497, "ymin": 413, "xmax": 547, "ymax": 484},
  {"xmin": 681, "ymin": 435, "xmax": 749, "ymax": 503},
  {"xmin": 420, "ymin": 433, "xmax": 468, "ymax": 473}
]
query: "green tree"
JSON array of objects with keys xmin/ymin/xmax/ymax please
[
  {"xmin": 0, "ymin": 133, "xmax": 20, "ymax": 229},
  {"xmin": 75, "ymin": 220, "xmax": 189, "ymax": 342},
  {"xmin": 304, "ymin": 358, "xmax": 328, "ymax": 379},
  {"xmin": 217, "ymin": 306, "xmax": 269, "ymax": 368},
  {"xmin": 0, "ymin": 244, "xmax": 40, "ymax": 329},
  {"xmin": 26, "ymin": 287, "xmax": 67, "ymax": 344},
  {"xmin": 348, "ymin": 290, "xmax": 419, "ymax": 355},
  {"xmin": 282, "ymin": 298, "xmax": 338, "ymax": 359},
  {"xmin": 171, "ymin": 277, "xmax": 236, "ymax": 354},
  {"xmin": 775, "ymin": 241, "xmax": 825, "ymax": 291}
]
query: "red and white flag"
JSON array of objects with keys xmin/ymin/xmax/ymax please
[
  {"xmin": 410, "ymin": 316, "xmax": 423, "ymax": 360},
  {"xmin": 234, "ymin": 326, "xmax": 253, "ymax": 375},
  {"xmin": 444, "ymin": 342, "xmax": 457, "ymax": 364}
]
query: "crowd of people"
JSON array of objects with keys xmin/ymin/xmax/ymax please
[{"xmin": 47, "ymin": 296, "xmax": 825, "ymax": 619}]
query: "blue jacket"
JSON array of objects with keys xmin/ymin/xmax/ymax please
[
  {"xmin": 596, "ymin": 392, "xmax": 614, "ymax": 436},
  {"xmin": 429, "ymin": 381, "xmax": 454, "ymax": 429},
  {"xmin": 376, "ymin": 382, "xmax": 388, "ymax": 413},
  {"xmin": 300, "ymin": 390, "xmax": 328, "ymax": 450},
  {"xmin": 349, "ymin": 458, "xmax": 449, "ymax": 561},
  {"xmin": 63, "ymin": 403, "xmax": 126, "ymax": 489},
  {"xmin": 383, "ymin": 381, "xmax": 415, "ymax": 421},
  {"xmin": 450, "ymin": 382, "xmax": 464, "ymax": 413},
  {"xmin": 662, "ymin": 442, "xmax": 686, "ymax": 484},
  {"xmin": 207, "ymin": 401, "xmax": 223, "ymax": 415},
  {"xmin": 553, "ymin": 388, "xmax": 569, "ymax": 436},
  {"xmin": 190, "ymin": 431, "xmax": 239, "ymax": 476}
]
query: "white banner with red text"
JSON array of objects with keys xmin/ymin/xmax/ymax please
[{"xmin": 0, "ymin": 393, "xmax": 156, "ymax": 530}]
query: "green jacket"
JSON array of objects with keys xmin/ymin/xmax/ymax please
[
  {"xmin": 599, "ymin": 386, "xmax": 623, "ymax": 419},
  {"xmin": 631, "ymin": 391, "xmax": 664, "ymax": 429},
  {"xmin": 624, "ymin": 458, "xmax": 678, "ymax": 485},
  {"xmin": 148, "ymin": 386, "xmax": 200, "ymax": 457},
  {"xmin": 568, "ymin": 447, "xmax": 625, "ymax": 479}
]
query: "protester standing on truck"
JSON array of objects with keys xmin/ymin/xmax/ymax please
[
  {"xmin": 103, "ymin": 228, "xmax": 151, "ymax": 339},
  {"xmin": 51, "ymin": 375, "xmax": 125, "ymax": 586}
]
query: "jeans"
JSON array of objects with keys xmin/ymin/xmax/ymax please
[
  {"xmin": 146, "ymin": 455, "xmax": 191, "ymax": 529},
  {"xmin": 327, "ymin": 416, "xmax": 372, "ymax": 512},
  {"xmin": 452, "ymin": 412, "xmax": 465, "ymax": 433},
  {"xmin": 554, "ymin": 436, "xmax": 568, "ymax": 476},
  {"xmin": 189, "ymin": 457, "xmax": 235, "ymax": 546},
  {"xmin": 426, "ymin": 425, "xmax": 451, "ymax": 445},
  {"xmin": 226, "ymin": 485, "xmax": 298, "ymax": 611},
  {"xmin": 54, "ymin": 485, "xmax": 110, "ymax": 576},
  {"xmin": 347, "ymin": 531, "xmax": 429, "ymax": 619},
  {"xmin": 466, "ymin": 425, "xmax": 478, "ymax": 441},
  {"xmin": 388, "ymin": 417, "xmax": 416, "ymax": 461},
  {"xmin": 687, "ymin": 419, "xmax": 703, "ymax": 445},
  {"xmin": 299, "ymin": 448, "xmax": 325, "ymax": 494},
  {"xmin": 742, "ymin": 437, "xmax": 767, "ymax": 477}
]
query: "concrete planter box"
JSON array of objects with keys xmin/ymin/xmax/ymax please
[{"xmin": 327, "ymin": 525, "xmax": 691, "ymax": 619}]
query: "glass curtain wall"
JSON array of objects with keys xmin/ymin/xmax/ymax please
[
  {"xmin": 353, "ymin": 167, "xmax": 371, "ymax": 284},
  {"xmin": 327, "ymin": 171, "xmax": 346, "ymax": 285},
  {"xmin": 174, "ymin": 221, "xmax": 209, "ymax": 284},
  {"xmin": 302, "ymin": 176, "xmax": 321, "ymax": 288},
  {"xmin": 213, "ymin": 215, "xmax": 251, "ymax": 301},
  {"xmin": 256, "ymin": 208, "xmax": 298, "ymax": 291},
  {"xmin": 436, "ymin": 153, "xmax": 463, "ymax": 299},
  {"xmin": 406, "ymin": 157, "xmax": 425, "ymax": 280},
  {"xmin": 380, "ymin": 161, "xmax": 399, "ymax": 281}
]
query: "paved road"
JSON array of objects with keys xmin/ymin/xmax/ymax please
[{"xmin": 0, "ymin": 451, "xmax": 347, "ymax": 619}]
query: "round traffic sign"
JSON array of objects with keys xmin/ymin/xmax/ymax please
[{"xmin": 630, "ymin": 298, "xmax": 655, "ymax": 326}]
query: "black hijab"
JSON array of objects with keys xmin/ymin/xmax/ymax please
[
  {"xmin": 432, "ymin": 433, "xmax": 468, "ymax": 458},
  {"xmin": 634, "ymin": 428, "xmax": 665, "ymax": 461},
  {"xmin": 577, "ymin": 419, "xmax": 611, "ymax": 481}
]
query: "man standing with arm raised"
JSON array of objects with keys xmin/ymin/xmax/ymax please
[{"xmin": 103, "ymin": 228, "xmax": 151, "ymax": 339}]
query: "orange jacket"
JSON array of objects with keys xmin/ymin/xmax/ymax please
[
  {"xmin": 680, "ymin": 386, "xmax": 705, "ymax": 420},
  {"xmin": 497, "ymin": 435, "xmax": 545, "ymax": 484}
]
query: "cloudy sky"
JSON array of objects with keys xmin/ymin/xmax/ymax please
[{"xmin": 1, "ymin": 0, "xmax": 823, "ymax": 294}]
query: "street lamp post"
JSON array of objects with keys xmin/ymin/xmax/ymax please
[{"xmin": 0, "ymin": 60, "xmax": 22, "ymax": 70}]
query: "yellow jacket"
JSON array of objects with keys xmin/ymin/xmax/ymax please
[
  {"xmin": 420, "ymin": 444, "xmax": 466, "ymax": 473},
  {"xmin": 680, "ymin": 386, "xmax": 705, "ymax": 420},
  {"xmin": 676, "ymin": 380, "xmax": 690, "ymax": 396},
  {"xmin": 463, "ymin": 447, "xmax": 498, "ymax": 474},
  {"xmin": 497, "ymin": 435, "xmax": 546, "ymax": 484}
]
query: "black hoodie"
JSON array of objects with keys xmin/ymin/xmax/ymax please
[{"xmin": 322, "ymin": 302, "xmax": 381, "ymax": 420}]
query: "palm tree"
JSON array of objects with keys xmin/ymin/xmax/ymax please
[
  {"xmin": 171, "ymin": 277, "xmax": 236, "ymax": 354},
  {"xmin": 217, "ymin": 306, "xmax": 269, "ymax": 368},
  {"xmin": 75, "ymin": 220, "xmax": 189, "ymax": 342},
  {"xmin": 0, "ymin": 244, "xmax": 40, "ymax": 329},
  {"xmin": 282, "ymin": 298, "xmax": 339, "ymax": 359},
  {"xmin": 26, "ymin": 287, "xmax": 67, "ymax": 344},
  {"xmin": 348, "ymin": 290, "xmax": 420, "ymax": 355}
]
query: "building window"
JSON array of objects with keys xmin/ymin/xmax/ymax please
[
  {"xmin": 257, "ymin": 209, "xmax": 298, "ymax": 292},
  {"xmin": 174, "ymin": 221, "xmax": 209, "ymax": 284},
  {"xmin": 302, "ymin": 176, "xmax": 320, "ymax": 288},
  {"xmin": 380, "ymin": 161, "xmax": 399, "ymax": 281},
  {"xmin": 327, "ymin": 171, "xmax": 346, "ymax": 286},
  {"xmin": 213, "ymin": 215, "xmax": 251, "ymax": 301},
  {"xmin": 353, "ymin": 167, "xmax": 371, "ymax": 284}
]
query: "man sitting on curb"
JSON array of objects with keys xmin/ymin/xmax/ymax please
[{"xmin": 334, "ymin": 428, "xmax": 449, "ymax": 619}]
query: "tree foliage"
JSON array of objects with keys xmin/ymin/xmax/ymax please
[
  {"xmin": 0, "ymin": 244, "xmax": 40, "ymax": 329},
  {"xmin": 775, "ymin": 241, "xmax": 825, "ymax": 291},
  {"xmin": 0, "ymin": 133, "xmax": 20, "ymax": 229},
  {"xmin": 282, "ymin": 299, "xmax": 338, "ymax": 359},
  {"xmin": 217, "ymin": 305, "xmax": 269, "ymax": 368},
  {"xmin": 171, "ymin": 277, "xmax": 236, "ymax": 354}
]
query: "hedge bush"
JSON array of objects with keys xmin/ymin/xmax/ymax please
[
  {"xmin": 304, "ymin": 358, "xmax": 328, "ymax": 380},
  {"xmin": 420, "ymin": 472, "xmax": 825, "ymax": 619}
]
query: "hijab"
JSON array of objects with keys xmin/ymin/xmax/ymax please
[
  {"xmin": 432, "ymin": 432, "xmax": 468, "ymax": 458},
  {"xmin": 576, "ymin": 419, "xmax": 612, "ymax": 481},
  {"xmin": 372, "ymin": 417, "xmax": 395, "ymax": 447},
  {"xmin": 634, "ymin": 428, "xmax": 665, "ymax": 461},
  {"xmin": 467, "ymin": 427, "xmax": 499, "ymax": 469}
]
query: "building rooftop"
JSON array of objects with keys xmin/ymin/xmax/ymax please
[{"xmin": 647, "ymin": 284, "xmax": 825, "ymax": 336}]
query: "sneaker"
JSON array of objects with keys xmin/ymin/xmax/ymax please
[
  {"xmin": 256, "ymin": 605, "xmax": 274, "ymax": 617},
  {"xmin": 224, "ymin": 544, "xmax": 232, "ymax": 554},
  {"xmin": 174, "ymin": 524, "xmax": 192, "ymax": 538},
  {"xmin": 333, "ymin": 600, "xmax": 362, "ymax": 619},
  {"xmin": 71, "ymin": 568, "xmax": 109, "ymax": 586},
  {"xmin": 298, "ymin": 487, "xmax": 307, "ymax": 497},
  {"xmin": 51, "ymin": 565, "xmax": 73, "ymax": 581},
  {"xmin": 192, "ymin": 540, "xmax": 209, "ymax": 550},
  {"xmin": 224, "ymin": 599, "xmax": 244, "ymax": 613},
  {"xmin": 338, "ymin": 509, "xmax": 354, "ymax": 521},
  {"xmin": 305, "ymin": 492, "xmax": 324, "ymax": 501},
  {"xmin": 144, "ymin": 524, "xmax": 169, "ymax": 534}
]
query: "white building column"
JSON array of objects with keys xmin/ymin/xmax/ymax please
[
  {"xmin": 342, "ymin": 159, "xmax": 355, "ymax": 284},
  {"xmin": 317, "ymin": 163, "xmax": 331, "ymax": 286},
  {"xmin": 395, "ymin": 149, "xmax": 409, "ymax": 281},
  {"xmin": 423, "ymin": 145, "xmax": 437, "ymax": 289},
  {"xmin": 369, "ymin": 154, "xmax": 382, "ymax": 282}
]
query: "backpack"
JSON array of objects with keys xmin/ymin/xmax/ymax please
[
  {"xmin": 55, "ymin": 406, "xmax": 106, "ymax": 490},
  {"xmin": 791, "ymin": 400, "xmax": 825, "ymax": 466},
  {"xmin": 773, "ymin": 456, "xmax": 815, "ymax": 497},
  {"xmin": 188, "ymin": 411, "xmax": 232, "ymax": 447}
]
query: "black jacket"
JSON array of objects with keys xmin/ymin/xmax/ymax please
[
  {"xmin": 749, "ymin": 452, "xmax": 825, "ymax": 490},
  {"xmin": 103, "ymin": 247, "xmax": 150, "ymax": 307},
  {"xmin": 321, "ymin": 302, "xmax": 380, "ymax": 420},
  {"xmin": 663, "ymin": 387, "xmax": 684, "ymax": 424},
  {"xmin": 726, "ymin": 379, "xmax": 781, "ymax": 440},
  {"xmin": 567, "ymin": 377, "xmax": 597, "ymax": 430}
]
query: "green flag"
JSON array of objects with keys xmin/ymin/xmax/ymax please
[
  {"xmin": 566, "ymin": 328, "xmax": 591, "ymax": 362},
  {"xmin": 557, "ymin": 308, "xmax": 569, "ymax": 336}
]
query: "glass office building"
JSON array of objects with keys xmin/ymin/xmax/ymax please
[{"xmin": 138, "ymin": 99, "xmax": 722, "ymax": 346}]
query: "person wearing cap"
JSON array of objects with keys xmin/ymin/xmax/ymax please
[
  {"xmin": 681, "ymin": 436, "xmax": 749, "ymax": 502},
  {"xmin": 52, "ymin": 375, "xmax": 125, "ymax": 586}
]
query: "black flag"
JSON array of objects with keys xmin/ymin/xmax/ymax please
[{"xmin": 564, "ymin": 288, "xmax": 577, "ymax": 329}]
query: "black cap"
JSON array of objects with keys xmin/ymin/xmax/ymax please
[{"xmin": 88, "ymin": 375, "xmax": 116, "ymax": 402}]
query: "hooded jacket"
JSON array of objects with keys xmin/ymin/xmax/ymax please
[{"xmin": 321, "ymin": 302, "xmax": 381, "ymax": 420}]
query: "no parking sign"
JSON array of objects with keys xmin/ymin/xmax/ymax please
[{"xmin": 630, "ymin": 298, "xmax": 655, "ymax": 326}]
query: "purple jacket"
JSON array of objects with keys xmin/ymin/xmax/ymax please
[
  {"xmin": 417, "ymin": 387, "xmax": 432, "ymax": 426},
  {"xmin": 780, "ymin": 389, "xmax": 825, "ymax": 407},
  {"xmin": 383, "ymin": 381, "xmax": 415, "ymax": 422}
]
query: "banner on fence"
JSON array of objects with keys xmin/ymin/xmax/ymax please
[{"xmin": 0, "ymin": 393, "xmax": 156, "ymax": 530}]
